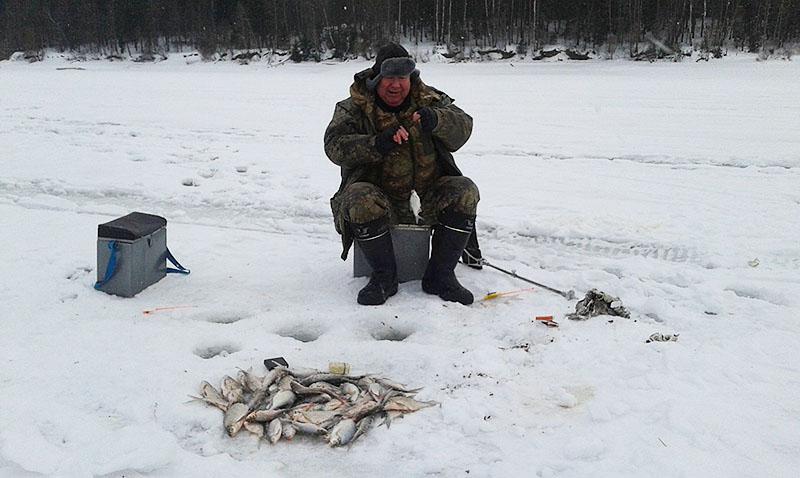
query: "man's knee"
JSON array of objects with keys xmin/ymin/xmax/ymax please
[
  {"xmin": 341, "ymin": 182, "xmax": 391, "ymax": 224},
  {"xmin": 434, "ymin": 176, "xmax": 480, "ymax": 216}
]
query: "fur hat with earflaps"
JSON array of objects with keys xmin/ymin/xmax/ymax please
[{"xmin": 366, "ymin": 43, "xmax": 419, "ymax": 91}]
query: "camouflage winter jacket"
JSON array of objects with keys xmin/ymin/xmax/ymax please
[{"xmin": 325, "ymin": 68, "xmax": 473, "ymax": 259}]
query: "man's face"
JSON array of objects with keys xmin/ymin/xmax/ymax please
[{"xmin": 377, "ymin": 76, "xmax": 411, "ymax": 107}]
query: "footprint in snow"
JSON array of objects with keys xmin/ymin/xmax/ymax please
[
  {"xmin": 370, "ymin": 324, "xmax": 413, "ymax": 342},
  {"xmin": 194, "ymin": 344, "xmax": 240, "ymax": 359},
  {"xmin": 66, "ymin": 266, "xmax": 93, "ymax": 280},
  {"xmin": 205, "ymin": 314, "xmax": 247, "ymax": 324},
  {"xmin": 275, "ymin": 326, "xmax": 321, "ymax": 343}
]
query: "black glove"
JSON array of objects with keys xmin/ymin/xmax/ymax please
[
  {"xmin": 417, "ymin": 107, "xmax": 438, "ymax": 133},
  {"xmin": 375, "ymin": 126, "xmax": 401, "ymax": 156}
]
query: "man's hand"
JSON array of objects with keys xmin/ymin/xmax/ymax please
[
  {"xmin": 412, "ymin": 107, "xmax": 438, "ymax": 133},
  {"xmin": 376, "ymin": 125, "xmax": 410, "ymax": 155},
  {"xmin": 392, "ymin": 126, "xmax": 410, "ymax": 144}
]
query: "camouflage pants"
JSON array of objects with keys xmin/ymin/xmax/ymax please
[{"xmin": 341, "ymin": 176, "xmax": 479, "ymax": 226}]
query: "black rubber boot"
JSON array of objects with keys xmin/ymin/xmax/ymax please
[
  {"xmin": 422, "ymin": 210, "xmax": 475, "ymax": 305},
  {"xmin": 352, "ymin": 218, "xmax": 398, "ymax": 306}
]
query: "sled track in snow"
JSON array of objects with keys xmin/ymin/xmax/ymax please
[
  {"xmin": 466, "ymin": 149, "xmax": 799, "ymax": 170},
  {"xmin": 519, "ymin": 232, "xmax": 701, "ymax": 264},
  {"xmin": 509, "ymin": 231, "xmax": 800, "ymax": 270},
  {"xmin": 4, "ymin": 180, "xmax": 798, "ymax": 270},
  {"xmin": 0, "ymin": 179, "xmax": 333, "ymax": 237}
]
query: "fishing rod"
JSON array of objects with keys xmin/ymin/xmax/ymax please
[{"xmin": 462, "ymin": 250, "xmax": 576, "ymax": 300}]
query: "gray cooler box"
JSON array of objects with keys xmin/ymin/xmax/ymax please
[
  {"xmin": 354, "ymin": 224, "xmax": 431, "ymax": 283},
  {"xmin": 95, "ymin": 212, "xmax": 186, "ymax": 297}
]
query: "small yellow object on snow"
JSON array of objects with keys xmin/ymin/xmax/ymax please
[
  {"xmin": 481, "ymin": 287, "xmax": 537, "ymax": 301},
  {"xmin": 328, "ymin": 362, "xmax": 351, "ymax": 375}
]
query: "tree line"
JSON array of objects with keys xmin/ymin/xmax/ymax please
[{"xmin": 1, "ymin": 0, "xmax": 798, "ymax": 61}]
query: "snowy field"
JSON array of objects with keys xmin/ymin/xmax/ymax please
[{"xmin": 1, "ymin": 56, "xmax": 799, "ymax": 477}]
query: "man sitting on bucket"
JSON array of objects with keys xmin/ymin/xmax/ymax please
[{"xmin": 325, "ymin": 43, "xmax": 480, "ymax": 306}]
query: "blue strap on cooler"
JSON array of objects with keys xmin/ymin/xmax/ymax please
[
  {"xmin": 164, "ymin": 248, "xmax": 190, "ymax": 275},
  {"xmin": 94, "ymin": 242, "xmax": 189, "ymax": 290},
  {"xmin": 94, "ymin": 241, "xmax": 119, "ymax": 290}
]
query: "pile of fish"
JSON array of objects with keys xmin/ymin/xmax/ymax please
[
  {"xmin": 646, "ymin": 332, "xmax": 679, "ymax": 343},
  {"xmin": 567, "ymin": 288, "xmax": 631, "ymax": 320},
  {"xmin": 192, "ymin": 366, "xmax": 437, "ymax": 447}
]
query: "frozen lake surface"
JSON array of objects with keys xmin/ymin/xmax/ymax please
[{"xmin": 1, "ymin": 56, "xmax": 799, "ymax": 477}]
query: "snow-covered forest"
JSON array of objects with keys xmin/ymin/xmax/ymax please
[{"xmin": 2, "ymin": 0, "xmax": 799, "ymax": 61}]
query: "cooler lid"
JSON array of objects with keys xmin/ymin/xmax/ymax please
[{"xmin": 98, "ymin": 212, "xmax": 166, "ymax": 240}]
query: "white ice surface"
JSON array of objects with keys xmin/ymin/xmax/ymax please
[{"xmin": 1, "ymin": 56, "xmax": 799, "ymax": 477}]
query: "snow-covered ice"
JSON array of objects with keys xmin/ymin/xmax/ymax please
[{"xmin": 1, "ymin": 56, "xmax": 799, "ymax": 477}]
